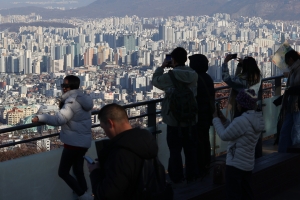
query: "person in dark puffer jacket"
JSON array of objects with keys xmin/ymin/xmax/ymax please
[
  {"xmin": 189, "ymin": 54, "xmax": 215, "ymax": 177},
  {"xmin": 279, "ymin": 50, "xmax": 300, "ymax": 152},
  {"xmin": 87, "ymin": 103, "xmax": 158, "ymax": 200}
]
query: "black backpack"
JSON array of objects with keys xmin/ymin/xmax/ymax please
[
  {"xmin": 134, "ymin": 157, "xmax": 173, "ymax": 200},
  {"xmin": 167, "ymin": 70, "xmax": 198, "ymax": 125}
]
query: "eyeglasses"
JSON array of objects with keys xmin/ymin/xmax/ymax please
[{"xmin": 61, "ymin": 84, "xmax": 70, "ymax": 88}]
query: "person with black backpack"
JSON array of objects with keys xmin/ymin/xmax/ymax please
[
  {"xmin": 152, "ymin": 47, "xmax": 199, "ymax": 184},
  {"xmin": 87, "ymin": 103, "xmax": 173, "ymax": 200}
]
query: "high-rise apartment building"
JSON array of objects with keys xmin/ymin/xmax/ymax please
[
  {"xmin": 84, "ymin": 47, "xmax": 94, "ymax": 66},
  {"xmin": 117, "ymin": 34, "xmax": 136, "ymax": 51}
]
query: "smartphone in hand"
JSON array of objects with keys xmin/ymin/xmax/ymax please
[
  {"xmin": 215, "ymin": 101, "xmax": 221, "ymax": 116},
  {"xmin": 83, "ymin": 156, "xmax": 95, "ymax": 164},
  {"xmin": 165, "ymin": 54, "xmax": 172, "ymax": 61}
]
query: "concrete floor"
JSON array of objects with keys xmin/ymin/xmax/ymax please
[{"xmin": 173, "ymin": 137, "xmax": 300, "ymax": 200}]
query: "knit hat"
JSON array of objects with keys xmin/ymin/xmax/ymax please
[{"xmin": 236, "ymin": 89, "xmax": 258, "ymax": 110}]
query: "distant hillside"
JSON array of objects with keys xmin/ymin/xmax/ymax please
[
  {"xmin": 0, "ymin": 0, "xmax": 300, "ymax": 20},
  {"xmin": 0, "ymin": 22, "xmax": 75, "ymax": 32},
  {"xmin": 0, "ymin": 0, "xmax": 95, "ymax": 9}
]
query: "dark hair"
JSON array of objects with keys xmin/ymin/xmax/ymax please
[
  {"xmin": 285, "ymin": 50, "xmax": 300, "ymax": 64},
  {"xmin": 188, "ymin": 54, "xmax": 209, "ymax": 72},
  {"xmin": 98, "ymin": 103, "xmax": 128, "ymax": 124},
  {"xmin": 239, "ymin": 106, "xmax": 251, "ymax": 114},
  {"xmin": 241, "ymin": 57, "xmax": 261, "ymax": 86},
  {"xmin": 64, "ymin": 75, "xmax": 80, "ymax": 90},
  {"xmin": 59, "ymin": 101, "xmax": 64, "ymax": 109},
  {"xmin": 171, "ymin": 47, "xmax": 187, "ymax": 65}
]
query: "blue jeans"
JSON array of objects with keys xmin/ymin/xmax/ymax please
[
  {"xmin": 278, "ymin": 111, "xmax": 300, "ymax": 153},
  {"xmin": 167, "ymin": 125, "xmax": 198, "ymax": 182}
]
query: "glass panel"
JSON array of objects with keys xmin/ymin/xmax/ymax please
[
  {"xmin": 210, "ymin": 96, "xmax": 282, "ymax": 156},
  {"xmin": 210, "ymin": 109, "xmax": 228, "ymax": 156},
  {"xmin": 261, "ymin": 96, "xmax": 282, "ymax": 138}
]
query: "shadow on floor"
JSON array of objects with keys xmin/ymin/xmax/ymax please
[{"xmin": 172, "ymin": 137, "xmax": 300, "ymax": 200}]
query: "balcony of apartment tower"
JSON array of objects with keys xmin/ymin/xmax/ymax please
[{"xmin": 1, "ymin": 74, "xmax": 300, "ymax": 200}]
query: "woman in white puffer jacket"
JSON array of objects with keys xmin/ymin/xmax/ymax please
[
  {"xmin": 32, "ymin": 75, "xmax": 94, "ymax": 200},
  {"xmin": 213, "ymin": 89, "xmax": 265, "ymax": 200}
]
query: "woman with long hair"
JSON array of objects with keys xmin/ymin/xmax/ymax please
[
  {"xmin": 222, "ymin": 55, "xmax": 262, "ymax": 119},
  {"xmin": 213, "ymin": 89, "xmax": 265, "ymax": 200},
  {"xmin": 278, "ymin": 50, "xmax": 300, "ymax": 152},
  {"xmin": 32, "ymin": 75, "xmax": 94, "ymax": 200}
]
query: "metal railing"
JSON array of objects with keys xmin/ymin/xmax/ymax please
[
  {"xmin": 0, "ymin": 75, "xmax": 284, "ymax": 149},
  {"xmin": 0, "ymin": 99, "xmax": 162, "ymax": 148},
  {"xmin": 215, "ymin": 75, "xmax": 283, "ymax": 102}
]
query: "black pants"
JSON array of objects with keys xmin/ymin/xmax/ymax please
[
  {"xmin": 196, "ymin": 120, "xmax": 211, "ymax": 175},
  {"xmin": 225, "ymin": 165, "xmax": 253, "ymax": 200},
  {"xmin": 58, "ymin": 147, "xmax": 88, "ymax": 196},
  {"xmin": 167, "ymin": 125, "xmax": 198, "ymax": 182}
]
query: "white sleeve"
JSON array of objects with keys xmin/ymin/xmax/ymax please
[
  {"xmin": 213, "ymin": 117, "xmax": 246, "ymax": 141},
  {"xmin": 37, "ymin": 101, "xmax": 74, "ymax": 126}
]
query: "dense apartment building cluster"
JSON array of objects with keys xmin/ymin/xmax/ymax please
[
  {"xmin": 0, "ymin": 13, "xmax": 297, "ymax": 151},
  {"xmin": 0, "ymin": 13, "xmax": 299, "ymax": 80}
]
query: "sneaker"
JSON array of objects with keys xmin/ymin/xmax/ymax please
[{"xmin": 78, "ymin": 192, "xmax": 93, "ymax": 200}]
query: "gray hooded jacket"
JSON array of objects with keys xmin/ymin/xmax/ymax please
[
  {"xmin": 152, "ymin": 65, "xmax": 198, "ymax": 127},
  {"xmin": 38, "ymin": 89, "xmax": 93, "ymax": 148}
]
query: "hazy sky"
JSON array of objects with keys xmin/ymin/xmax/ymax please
[{"xmin": 0, "ymin": 0, "xmax": 95, "ymax": 9}]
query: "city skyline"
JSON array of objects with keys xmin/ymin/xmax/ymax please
[
  {"xmin": 0, "ymin": 11, "xmax": 295, "ymax": 158},
  {"xmin": 0, "ymin": 0, "xmax": 300, "ymax": 20}
]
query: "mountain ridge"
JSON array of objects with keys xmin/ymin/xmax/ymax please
[{"xmin": 0, "ymin": 0, "xmax": 299, "ymax": 20}]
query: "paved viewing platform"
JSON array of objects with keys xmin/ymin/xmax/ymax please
[
  {"xmin": 173, "ymin": 138, "xmax": 300, "ymax": 200},
  {"xmin": 1, "ymin": 75, "xmax": 300, "ymax": 200}
]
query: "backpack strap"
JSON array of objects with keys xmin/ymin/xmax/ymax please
[
  {"xmin": 168, "ymin": 70, "xmax": 187, "ymax": 90},
  {"xmin": 168, "ymin": 70, "xmax": 176, "ymax": 87},
  {"xmin": 168, "ymin": 70, "xmax": 194, "ymax": 136},
  {"xmin": 168, "ymin": 70, "xmax": 181, "ymax": 129}
]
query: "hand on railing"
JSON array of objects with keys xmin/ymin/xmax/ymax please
[
  {"xmin": 213, "ymin": 106, "xmax": 227, "ymax": 124},
  {"xmin": 32, "ymin": 116, "xmax": 39, "ymax": 123}
]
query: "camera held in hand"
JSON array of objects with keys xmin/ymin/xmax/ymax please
[{"xmin": 165, "ymin": 54, "xmax": 173, "ymax": 67}]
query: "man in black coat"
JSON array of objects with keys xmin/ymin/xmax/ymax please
[
  {"xmin": 87, "ymin": 103, "xmax": 158, "ymax": 199},
  {"xmin": 189, "ymin": 54, "xmax": 215, "ymax": 177}
]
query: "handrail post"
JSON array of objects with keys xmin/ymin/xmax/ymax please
[
  {"xmin": 258, "ymin": 80, "xmax": 263, "ymax": 109},
  {"xmin": 255, "ymin": 80, "xmax": 264, "ymax": 159},
  {"xmin": 147, "ymin": 101, "xmax": 157, "ymax": 135},
  {"xmin": 275, "ymin": 76, "xmax": 282, "ymax": 96},
  {"xmin": 213, "ymin": 127, "xmax": 216, "ymax": 159}
]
